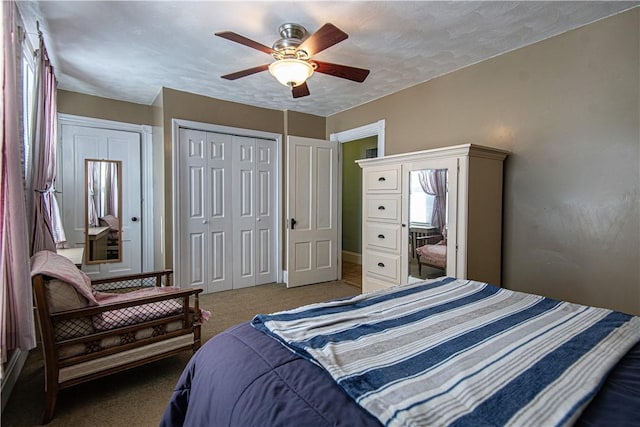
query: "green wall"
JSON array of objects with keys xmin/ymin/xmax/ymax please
[{"xmin": 342, "ymin": 136, "xmax": 378, "ymax": 254}]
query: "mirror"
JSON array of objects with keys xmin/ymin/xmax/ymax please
[
  {"xmin": 85, "ymin": 159, "xmax": 122, "ymax": 264},
  {"xmin": 408, "ymin": 168, "xmax": 448, "ymax": 281}
]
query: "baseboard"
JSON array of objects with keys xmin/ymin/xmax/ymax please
[
  {"xmin": 1, "ymin": 349, "xmax": 28, "ymax": 411},
  {"xmin": 342, "ymin": 251, "xmax": 362, "ymax": 265}
]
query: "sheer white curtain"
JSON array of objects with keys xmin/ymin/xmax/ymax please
[
  {"xmin": 29, "ymin": 23, "xmax": 65, "ymax": 254},
  {"xmin": 1, "ymin": 0, "xmax": 36, "ymax": 365}
]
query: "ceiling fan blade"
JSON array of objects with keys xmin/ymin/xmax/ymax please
[
  {"xmin": 297, "ymin": 23, "xmax": 348, "ymax": 57},
  {"xmin": 313, "ymin": 60, "xmax": 370, "ymax": 83},
  {"xmin": 291, "ymin": 82, "xmax": 310, "ymax": 98},
  {"xmin": 221, "ymin": 64, "xmax": 270, "ymax": 80},
  {"xmin": 215, "ymin": 31, "xmax": 275, "ymax": 55}
]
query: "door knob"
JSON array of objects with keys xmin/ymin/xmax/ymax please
[
  {"xmin": 131, "ymin": 217, "xmax": 139, "ymax": 222},
  {"xmin": 202, "ymin": 220, "xmax": 208, "ymax": 224},
  {"xmin": 256, "ymin": 218, "xmax": 261, "ymax": 222}
]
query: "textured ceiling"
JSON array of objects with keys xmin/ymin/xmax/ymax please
[{"xmin": 16, "ymin": 1, "xmax": 638, "ymax": 117}]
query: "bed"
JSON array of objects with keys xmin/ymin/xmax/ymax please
[{"xmin": 161, "ymin": 278, "xmax": 640, "ymax": 427}]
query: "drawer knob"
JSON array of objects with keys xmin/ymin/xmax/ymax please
[
  {"xmin": 378, "ymin": 205, "xmax": 385, "ymax": 210},
  {"xmin": 378, "ymin": 177, "xmax": 386, "ymax": 182},
  {"xmin": 377, "ymin": 234, "xmax": 385, "ymax": 239},
  {"xmin": 377, "ymin": 262, "xmax": 385, "ymax": 268}
]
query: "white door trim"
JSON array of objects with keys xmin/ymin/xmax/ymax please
[
  {"xmin": 171, "ymin": 119, "xmax": 283, "ymax": 288},
  {"xmin": 57, "ymin": 113, "xmax": 154, "ymax": 272},
  {"xmin": 329, "ymin": 119, "xmax": 386, "ymax": 280}
]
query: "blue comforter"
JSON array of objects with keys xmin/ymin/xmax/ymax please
[
  {"xmin": 252, "ymin": 278, "xmax": 640, "ymax": 426},
  {"xmin": 161, "ymin": 279, "xmax": 640, "ymax": 427}
]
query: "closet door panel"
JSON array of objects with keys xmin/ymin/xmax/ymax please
[
  {"xmin": 255, "ymin": 139, "xmax": 277, "ymax": 285},
  {"xmin": 206, "ymin": 132, "xmax": 233, "ymax": 292},
  {"xmin": 179, "ymin": 129, "xmax": 233, "ymax": 292},
  {"xmin": 180, "ymin": 128, "xmax": 208, "ymax": 289},
  {"xmin": 233, "ymin": 136, "xmax": 256, "ymax": 289}
]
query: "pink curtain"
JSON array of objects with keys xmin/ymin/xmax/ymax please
[
  {"xmin": 1, "ymin": 0, "xmax": 36, "ymax": 364},
  {"xmin": 29, "ymin": 25, "xmax": 65, "ymax": 253}
]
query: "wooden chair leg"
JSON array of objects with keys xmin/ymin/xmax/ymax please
[
  {"xmin": 193, "ymin": 324, "xmax": 202, "ymax": 353},
  {"xmin": 42, "ymin": 382, "xmax": 58, "ymax": 424}
]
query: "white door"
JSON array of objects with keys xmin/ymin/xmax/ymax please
[
  {"xmin": 179, "ymin": 129, "xmax": 233, "ymax": 293},
  {"xmin": 286, "ymin": 136, "xmax": 339, "ymax": 287},
  {"xmin": 60, "ymin": 125, "xmax": 142, "ymax": 279},
  {"xmin": 178, "ymin": 130, "xmax": 277, "ymax": 293},
  {"xmin": 232, "ymin": 136, "xmax": 256, "ymax": 289},
  {"xmin": 232, "ymin": 137, "xmax": 277, "ymax": 288}
]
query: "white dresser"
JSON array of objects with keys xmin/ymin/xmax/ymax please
[{"xmin": 357, "ymin": 144, "xmax": 508, "ymax": 293}]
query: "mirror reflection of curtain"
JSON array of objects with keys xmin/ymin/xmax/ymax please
[
  {"xmin": 417, "ymin": 169, "xmax": 447, "ymax": 231},
  {"xmin": 89, "ymin": 161, "xmax": 118, "ymax": 224},
  {"xmin": 87, "ymin": 165, "xmax": 98, "ymax": 226}
]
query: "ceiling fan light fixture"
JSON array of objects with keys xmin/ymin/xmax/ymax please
[{"xmin": 268, "ymin": 58, "xmax": 314, "ymax": 87}]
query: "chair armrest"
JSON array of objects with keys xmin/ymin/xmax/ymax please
[{"xmin": 416, "ymin": 235, "xmax": 443, "ymax": 245}]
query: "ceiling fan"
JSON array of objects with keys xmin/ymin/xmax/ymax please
[{"xmin": 215, "ymin": 23, "xmax": 370, "ymax": 98}]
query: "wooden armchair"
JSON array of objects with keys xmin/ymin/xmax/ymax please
[
  {"xmin": 31, "ymin": 251, "xmax": 204, "ymax": 424},
  {"xmin": 415, "ymin": 234, "xmax": 447, "ymax": 275}
]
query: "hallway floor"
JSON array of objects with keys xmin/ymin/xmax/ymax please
[{"xmin": 342, "ymin": 260, "xmax": 362, "ymax": 289}]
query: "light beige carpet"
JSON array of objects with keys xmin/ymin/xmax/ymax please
[{"xmin": 2, "ymin": 280, "xmax": 361, "ymax": 427}]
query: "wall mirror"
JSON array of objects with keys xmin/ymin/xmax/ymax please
[
  {"xmin": 85, "ymin": 159, "xmax": 122, "ymax": 264},
  {"xmin": 408, "ymin": 168, "xmax": 449, "ymax": 281}
]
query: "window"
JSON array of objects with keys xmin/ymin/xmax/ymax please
[
  {"xmin": 22, "ymin": 38, "xmax": 35, "ymax": 178},
  {"xmin": 409, "ymin": 172, "xmax": 435, "ymax": 225}
]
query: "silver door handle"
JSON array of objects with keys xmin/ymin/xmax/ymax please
[{"xmin": 202, "ymin": 220, "xmax": 208, "ymax": 224}]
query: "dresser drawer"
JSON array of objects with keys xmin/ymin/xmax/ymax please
[
  {"xmin": 365, "ymin": 223, "xmax": 401, "ymax": 253},
  {"xmin": 362, "ymin": 276, "xmax": 396, "ymax": 294},
  {"xmin": 364, "ymin": 166, "xmax": 401, "ymax": 193},
  {"xmin": 366, "ymin": 196, "xmax": 401, "ymax": 222},
  {"xmin": 365, "ymin": 252, "xmax": 401, "ymax": 283}
]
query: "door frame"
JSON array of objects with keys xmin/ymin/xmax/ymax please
[
  {"xmin": 171, "ymin": 119, "xmax": 283, "ymax": 288},
  {"xmin": 57, "ymin": 113, "xmax": 154, "ymax": 272},
  {"xmin": 329, "ymin": 120, "xmax": 386, "ymax": 279}
]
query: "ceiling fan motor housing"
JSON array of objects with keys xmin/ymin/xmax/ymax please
[{"xmin": 272, "ymin": 23, "xmax": 309, "ymax": 59}]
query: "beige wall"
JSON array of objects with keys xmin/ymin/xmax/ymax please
[
  {"xmin": 58, "ymin": 90, "xmax": 153, "ymax": 125},
  {"xmin": 328, "ymin": 9, "xmax": 640, "ymax": 314},
  {"xmin": 285, "ymin": 110, "xmax": 326, "ymax": 139}
]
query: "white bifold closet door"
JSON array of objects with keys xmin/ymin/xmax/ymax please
[{"xmin": 179, "ymin": 129, "xmax": 276, "ymax": 293}]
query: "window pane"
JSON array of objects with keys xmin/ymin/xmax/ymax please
[{"xmin": 22, "ymin": 52, "xmax": 35, "ymax": 178}]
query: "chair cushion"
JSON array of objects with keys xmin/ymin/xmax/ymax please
[{"xmin": 416, "ymin": 242, "xmax": 447, "ymax": 269}]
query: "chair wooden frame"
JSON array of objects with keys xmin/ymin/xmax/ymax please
[
  {"xmin": 32, "ymin": 269, "xmax": 202, "ymax": 424},
  {"xmin": 415, "ymin": 234, "xmax": 447, "ymax": 275}
]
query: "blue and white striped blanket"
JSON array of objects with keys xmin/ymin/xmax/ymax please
[{"xmin": 252, "ymin": 277, "xmax": 640, "ymax": 427}]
